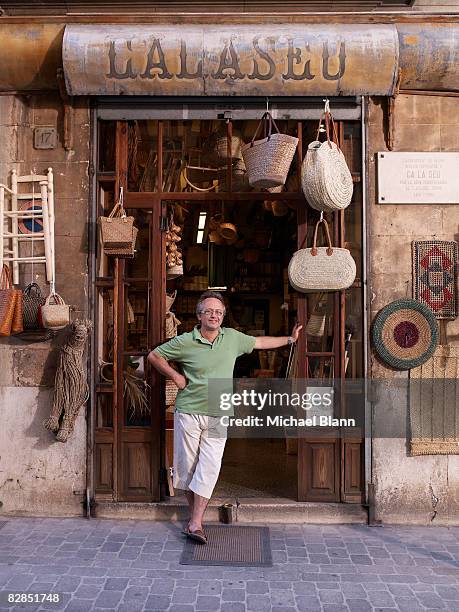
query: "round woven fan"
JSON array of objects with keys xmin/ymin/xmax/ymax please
[{"xmin": 372, "ymin": 299, "xmax": 439, "ymax": 370}]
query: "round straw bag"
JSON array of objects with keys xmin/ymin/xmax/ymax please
[
  {"xmin": 242, "ymin": 112, "xmax": 298, "ymax": 189},
  {"xmin": 372, "ymin": 299, "xmax": 439, "ymax": 370},
  {"xmin": 302, "ymin": 112, "xmax": 353, "ymax": 212}
]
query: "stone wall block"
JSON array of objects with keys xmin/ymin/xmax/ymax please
[
  {"xmin": 369, "ymin": 272, "xmax": 411, "ymax": 313},
  {"xmin": 0, "ymin": 347, "xmax": 14, "ymax": 386},
  {"xmin": 0, "ymin": 95, "xmax": 30, "ymax": 127},
  {"xmin": 370, "ymin": 236, "xmax": 414, "ymax": 275},
  {"xmin": 439, "ymin": 97, "xmax": 459, "ymax": 124},
  {"xmin": 394, "ymin": 123, "xmax": 441, "ymax": 151},
  {"xmin": 0, "ymin": 387, "xmax": 86, "ymax": 517},
  {"xmin": 369, "ymin": 205, "xmax": 442, "ymax": 237},
  {"xmin": 412, "ymin": 95, "xmax": 442, "ymax": 125},
  {"xmin": 440, "ymin": 125, "xmax": 459, "ymax": 151},
  {"xmin": 373, "ymin": 438, "xmax": 450, "ymax": 524},
  {"xmin": 54, "ymin": 198, "xmax": 88, "ymax": 238},
  {"xmin": 0, "ymin": 126, "xmax": 19, "ymax": 163},
  {"xmin": 13, "ymin": 346, "xmax": 58, "ymax": 387}
]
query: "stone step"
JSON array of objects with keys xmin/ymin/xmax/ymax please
[{"xmin": 95, "ymin": 497, "xmax": 368, "ymax": 524}]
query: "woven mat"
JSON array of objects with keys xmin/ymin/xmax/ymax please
[
  {"xmin": 180, "ymin": 525, "xmax": 272, "ymax": 567},
  {"xmin": 409, "ymin": 346, "xmax": 459, "ymax": 455},
  {"xmin": 412, "ymin": 240, "xmax": 458, "ymax": 319}
]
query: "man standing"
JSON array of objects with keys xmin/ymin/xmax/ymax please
[{"xmin": 148, "ymin": 290, "xmax": 302, "ymax": 544}]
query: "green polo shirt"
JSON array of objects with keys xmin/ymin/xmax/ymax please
[{"xmin": 153, "ymin": 326, "xmax": 256, "ymax": 416}]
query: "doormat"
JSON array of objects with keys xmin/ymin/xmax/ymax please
[
  {"xmin": 409, "ymin": 346, "xmax": 459, "ymax": 455},
  {"xmin": 412, "ymin": 240, "xmax": 458, "ymax": 319},
  {"xmin": 180, "ymin": 525, "xmax": 272, "ymax": 567}
]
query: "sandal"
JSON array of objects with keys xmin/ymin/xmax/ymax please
[{"xmin": 185, "ymin": 528, "xmax": 207, "ymax": 544}]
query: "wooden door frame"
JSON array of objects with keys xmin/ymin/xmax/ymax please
[{"xmin": 93, "ymin": 110, "xmax": 365, "ymax": 505}]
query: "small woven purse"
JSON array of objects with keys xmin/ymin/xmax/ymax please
[
  {"xmin": 39, "ymin": 293, "xmax": 71, "ymax": 330},
  {"xmin": 288, "ymin": 219, "xmax": 356, "ymax": 293}
]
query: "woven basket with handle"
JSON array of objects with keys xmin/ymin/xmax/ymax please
[
  {"xmin": 99, "ymin": 189, "xmax": 135, "ymax": 248},
  {"xmin": 288, "ymin": 219, "xmax": 356, "ymax": 293},
  {"xmin": 39, "ymin": 293, "xmax": 70, "ymax": 330},
  {"xmin": 302, "ymin": 112, "xmax": 353, "ymax": 212},
  {"xmin": 242, "ymin": 112, "xmax": 298, "ymax": 189},
  {"xmin": 23, "ymin": 283, "xmax": 45, "ymax": 330},
  {"xmin": 0, "ymin": 264, "xmax": 19, "ymax": 336}
]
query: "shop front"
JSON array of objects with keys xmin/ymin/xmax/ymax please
[{"xmin": 0, "ymin": 14, "xmax": 458, "ymax": 523}]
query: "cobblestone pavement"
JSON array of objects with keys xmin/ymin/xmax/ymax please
[{"xmin": 0, "ymin": 518, "xmax": 458, "ymax": 612}]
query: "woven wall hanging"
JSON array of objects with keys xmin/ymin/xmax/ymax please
[
  {"xmin": 409, "ymin": 345, "xmax": 459, "ymax": 456},
  {"xmin": 372, "ymin": 299, "xmax": 439, "ymax": 370},
  {"xmin": 412, "ymin": 240, "xmax": 458, "ymax": 319}
]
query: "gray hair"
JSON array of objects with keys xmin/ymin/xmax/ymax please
[{"xmin": 196, "ymin": 291, "xmax": 226, "ymax": 315}]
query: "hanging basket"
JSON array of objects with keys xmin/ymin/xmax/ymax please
[
  {"xmin": 23, "ymin": 283, "xmax": 45, "ymax": 330},
  {"xmin": 301, "ymin": 112, "xmax": 353, "ymax": 212},
  {"xmin": 166, "ymin": 264, "xmax": 184, "ymax": 279},
  {"xmin": 242, "ymin": 112, "xmax": 298, "ymax": 189},
  {"xmin": 214, "ymin": 133, "xmax": 243, "ymax": 162},
  {"xmin": 38, "ymin": 293, "xmax": 71, "ymax": 330},
  {"xmin": 288, "ymin": 219, "xmax": 356, "ymax": 293}
]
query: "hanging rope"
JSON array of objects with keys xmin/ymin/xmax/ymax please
[{"xmin": 43, "ymin": 320, "xmax": 91, "ymax": 442}]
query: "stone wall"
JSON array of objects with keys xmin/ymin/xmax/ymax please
[
  {"xmin": 368, "ymin": 94, "xmax": 459, "ymax": 525},
  {"xmin": 0, "ymin": 94, "xmax": 90, "ymax": 516}
]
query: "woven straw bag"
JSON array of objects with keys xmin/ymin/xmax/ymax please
[
  {"xmin": 11, "ymin": 287, "xmax": 23, "ymax": 335},
  {"xmin": 288, "ymin": 219, "xmax": 356, "ymax": 293},
  {"xmin": 104, "ymin": 226, "xmax": 138, "ymax": 258},
  {"xmin": 0, "ymin": 265, "xmax": 19, "ymax": 336},
  {"xmin": 165, "ymin": 379, "xmax": 178, "ymax": 406},
  {"xmin": 99, "ymin": 188, "xmax": 135, "ymax": 248},
  {"xmin": 39, "ymin": 293, "xmax": 70, "ymax": 330},
  {"xmin": 215, "ymin": 133, "xmax": 243, "ymax": 162},
  {"xmin": 242, "ymin": 112, "xmax": 298, "ymax": 189},
  {"xmin": 306, "ymin": 313, "xmax": 326, "ymax": 338},
  {"xmin": 23, "ymin": 283, "xmax": 45, "ymax": 330},
  {"xmin": 302, "ymin": 112, "xmax": 353, "ymax": 212}
]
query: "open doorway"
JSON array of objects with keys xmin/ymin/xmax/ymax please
[{"xmin": 92, "ymin": 107, "xmax": 365, "ymax": 503}]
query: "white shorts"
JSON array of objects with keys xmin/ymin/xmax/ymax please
[{"xmin": 173, "ymin": 412, "xmax": 227, "ymax": 500}]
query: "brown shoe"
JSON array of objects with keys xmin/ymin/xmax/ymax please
[{"xmin": 186, "ymin": 528, "xmax": 207, "ymax": 544}]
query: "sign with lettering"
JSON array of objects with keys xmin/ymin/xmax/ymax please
[
  {"xmin": 377, "ymin": 152, "xmax": 459, "ymax": 204},
  {"xmin": 63, "ymin": 24, "xmax": 398, "ymax": 96}
]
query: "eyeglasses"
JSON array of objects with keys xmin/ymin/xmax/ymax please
[{"xmin": 199, "ymin": 309, "xmax": 225, "ymax": 317}]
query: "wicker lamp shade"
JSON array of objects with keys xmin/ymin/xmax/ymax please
[{"xmin": 372, "ymin": 299, "xmax": 439, "ymax": 370}]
